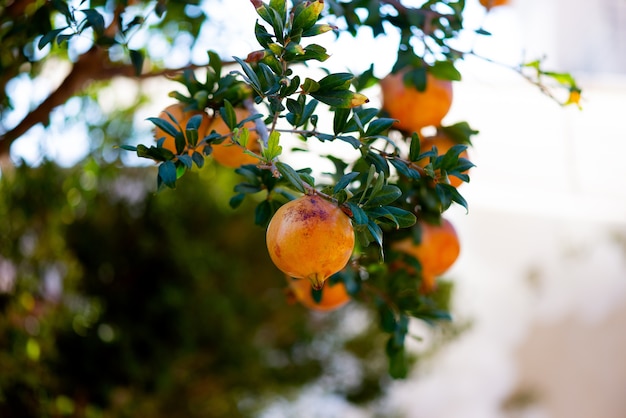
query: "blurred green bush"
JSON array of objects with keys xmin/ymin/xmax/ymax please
[{"xmin": 0, "ymin": 160, "xmax": 393, "ymax": 417}]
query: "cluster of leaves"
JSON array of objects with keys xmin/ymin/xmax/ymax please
[
  {"xmin": 120, "ymin": 51, "xmax": 261, "ymax": 189},
  {"xmin": 126, "ymin": 0, "xmax": 474, "ymax": 377}
]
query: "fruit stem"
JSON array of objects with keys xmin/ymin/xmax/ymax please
[{"xmin": 308, "ymin": 274, "xmax": 325, "ymax": 290}]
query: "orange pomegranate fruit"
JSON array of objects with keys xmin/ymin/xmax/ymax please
[
  {"xmin": 154, "ymin": 103, "xmax": 211, "ymax": 155},
  {"xmin": 392, "ymin": 218, "xmax": 460, "ymax": 292},
  {"xmin": 479, "ymin": 0, "xmax": 509, "ymax": 10},
  {"xmin": 287, "ymin": 276, "xmax": 351, "ymax": 312},
  {"xmin": 266, "ymin": 195, "xmax": 355, "ymax": 290},
  {"xmin": 209, "ymin": 108, "xmax": 261, "ymax": 168},
  {"xmin": 380, "ymin": 69, "xmax": 453, "ymax": 134}
]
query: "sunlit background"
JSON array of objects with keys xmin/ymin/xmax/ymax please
[{"xmin": 2, "ymin": 0, "xmax": 626, "ymax": 417}]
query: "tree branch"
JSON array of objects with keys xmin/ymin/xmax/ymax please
[{"xmin": 0, "ymin": 47, "xmax": 133, "ymax": 155}]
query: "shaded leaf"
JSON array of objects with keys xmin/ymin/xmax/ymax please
[
  {"xmin": 229, "ymin": 193, "xmax": 246, "ymax": 209},
  {"xmin": 158, "ymin": 161, "xmax": 177, "ymax": 189},
  {"xmin": 81, "ymin": 9, "xmax": 105, "ymax": 35},
  {"xmin": 409, "ymin": 132, "xmax": 421, "ymax": 162},
  {"xmin": 333, "ymin": 172, "xmax": 359, "ymax": 194},
  {"xmin": 276, "ymin": 161, "xmax": 305, "ymax": 193},
  {"xmin": 38, "ymin": 28, "xmax": 67, "ymax": 50},
  {"xmin": 365, "ymin": 185, "xmax": 402, "ymax": 207}
]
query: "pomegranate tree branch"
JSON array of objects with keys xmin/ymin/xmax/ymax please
[
  {"xmin": 0, "ymin": 47, "xmax": 133, "ymax": 154},
  {"xmin": 0, "ymin": 51, "xmax": 237, "ymax": 156}
]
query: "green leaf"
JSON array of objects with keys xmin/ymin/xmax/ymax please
[
  {"xmin": 389, "ymin": 158, "xmax": 419, "ymax": 180},
  {"xmin": 81, "ymin": 9, "xmax": 105, "ymax": 35},
  {"xmin": 254, "ymin": 22, "xmax": 273, "ymax": 49},
  {"xmin": 366, "ymin": 206, "xmax": 416, "ymax": 229},
  {"xmin": 365, "ymin": 118, "xmax": 395, "ymax": 137},
  {"xmin": 365, "ymin": 185, "xmax": 402, "ymax": 207},
  {"xmin": 158, "ymin": 161, "xmax": 177, "ymax": 189},
  {"xmin": 367, "ymin": 219, "xmax": 384, "ymax": 248},
  {"xmin": 366, "ymin": 206, "xmax": 396, "ymax": 225},
  {"xmin": 439, "ymin": 144, "xmax": 468, "ymax": 169},
  {"xmin": 441, "ymin": 122, "xmax": 479, "ymax": 145},
  {"xmin": 255, "ymin": 200, "xmax": 273, "ymax": 227},
  {"xmin": 369, "ymin": 171, "xmax": 385, "ymax": 202},
  {"xmin": 275, "ymin": 162, "xmax": 306, "ymax": 193},
  {"xmin": 430, "ymin": 61, "xmax": 462, "ymax": 81},
  {"xmin": 333, "ymin": 172, "xmax": 359, "ymax": 194},
  {"xmin": 344, "ymin": 108, "xmax": 379, "ymax": 133},
  {"xmin": 359, "ymin": 164, "xmax": 377, "ymax": 204},
  {"xmin": 442, "ymin": 184, "xmax": 469, "ymax": 212},
  {"xmin": 301, "ymin": 77, "xmax": 320, "ymax": 94},
  {"xmin": 38, "ymin": 28, "xmax": 66, "ymax": 50},
  {"xmin": 298, "ymin": 170, "xmax": 315, "ymax": 188},
  {"xmin": 409, "ymin": 132, "xmax": 421, "ymax": 162},
  {"xmin": 229, "ymin": 193, "xmax": 246, "ymax": 209},
  {"xmin": 52, "ymin": 0, "xmax": 73, "ymax": 22},
  {"xmin": 282, "ymin": 75, "xmax": 301, "ymax": 96},
  {"xmin": 302, "ymin": 23, "xmax": 335, "ymax": 37},
  {"xmin": 453, "ymin": 157, "xmax": 475, "ymax": 173},
  {"xmin": 56, "ymin": 33, "xmax": 73, "ymax": 46},
  {"xmin": 269, "ymin": 0, "xmax": 287, "ymax": 22},
  {"xmin": 364, "ymin": 151, "xmax": 390, "ymax": 178},
  {"xmin": 387, "ymin": 345, "xmax": 408, "ymax": 379},
  {"xmin": 394, "ymin": 315, "xmax": 409, "ymax": 347},
  {"xmin": 286, "ymin": 97, "xmax": 302, "ymax": 115},
  {"xmin": 171, "ymin": 135, "xmax": 184, "ymax": 156},
  {"xmin": 405, "ymin": 67, "xmax": 427, "ymax": 91},
  {"xmin": 191, "ymin": 151, "xmax": 204, "ymax": 168},
  {"xmin": 148, "ymin": 116, "xmax": 178, "ymax": 139},
  {"xmin": 263, "ymin": 130, "xmax": 282, "ymax": 160},
  {"xmin": 129, "ymin": 49, "xmax": 144, "ymax": 76},
  {"xmin": 235, "ymin": 165, "xmax": 261, "ymax": 185},
  {"xmin": 379, "ymin": 303, "xmax": 397, "ymax": 333},
  {"xmin": 292, "ymin": 0, "xmax": 324, "ymax": 32},
  {"xmin": 311, "ymin": 287, "xmax": 323, "ymax": 304},
  {"xmin": 207, "ymin": 50, "xmax": 222, "ymax": 79},
  {"xmin": 346, "ymin": 202, "xmax": 368, "ymax": 226},
  {"xmin": 353, "ymin": 64, "xmax": 378, "ymax": 91},
  {"xmin": 269, "ymin": 7, "xmax": 286, "ymax": 44},
  {"xmin": 311, "ymin": 90, "xmax": 368, "ymax": 108},
  {"xmin": 137, "ymin": 144, "xmax": 174, "ymax": 161},
  {"xmin": 317, "ymin": 73, "xmax": 354, "ymax": 91},
  {"xmin": 335, "ymin": 135, "xmax": 360, "ymax": 148},
  {"xmin": 185, "ymin": 113, "xmax": 203, "ymax": 132},
  {"xmin": 349, "ymin": 111, "xmax": 365, "ymax": 136},
  {"xmin": 543, "ymin": 71, "xmax": 577, "ymax": 86},
  {"xmin": 333, "ymin": 108, "xmax": 351, "ymax": 135},
  {"xmin": 233, "ymin": 56, "xmax": 263, "ymax": 95},
  {"xmin": 234, "ymin": 183, "xmax": 263, "ymax": 194},
  {"xmin": 257, "ymin": 62, "xmax": 279, "ymax": 94},
  {"xmin": 386, "ymin": 206, "xmax": 417, "ymax": 228},
  {"xmin": 221, "ymin": 101, "xmax": 238, "ymax": 130},
  {"xmin": 178, "ymin": 154, "xmax": 193, "ymax": 169},
  {"xmin": 295, "ymin": 43, "xmax": 330, "ymax": 62}
]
